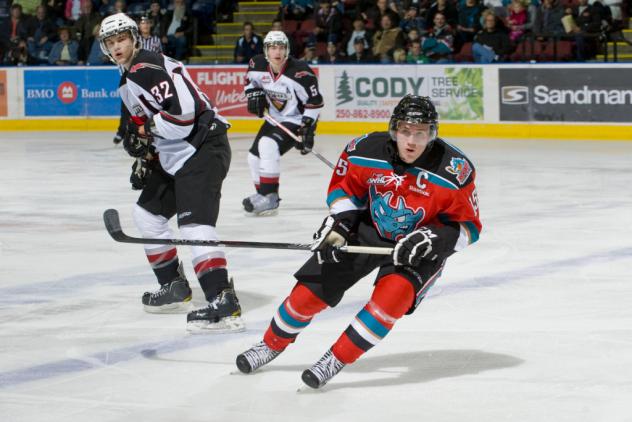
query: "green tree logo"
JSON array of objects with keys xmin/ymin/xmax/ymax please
[{"xmin": 336, "ymin": 71, "xmax": 353, "ymax": 106}]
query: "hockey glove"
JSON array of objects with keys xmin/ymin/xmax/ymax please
[
  {"xmin": 246, "ymin": 88, "xmax": 267, "ymax": 118},
  {"xmin": 130, "ymin": 157, "xmax": 152, "ymax": 190},
  {"xmin": 311, "ymin": 215, "xmax": 352, "ymax": 264},
  {"xmin": 297, "ymin": 116, "xmax": 315, "ymax": 155},
  {"xmin": 393, "ymin": 226, "xmax": 452, "ymax": 267},
  {"xmin": 123, "ymin": 121, "xmax": 151, "ymax": 158}
]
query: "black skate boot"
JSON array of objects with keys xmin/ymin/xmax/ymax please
[
  {"xmin": 186, "ymin": 283, "xmax": 245, "ymax": 333},
  {"xmin": 243, "ymin": 193, "xmax": 280, "ymax": 216},
  {"xmin": 142, "ymin": 264, "xmax": 192, "ymax": 314},
  {"xmin": 236, "ymin": 341, "xmax": 282, "ymax": 374},
  {"xmin": 301, "ymin": 349, "xmax": 346, "ymax": 389}
]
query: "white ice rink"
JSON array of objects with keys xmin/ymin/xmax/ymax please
[{"xmin": 1, "ymin": 131, "xmax": 631, "ymax": 422}]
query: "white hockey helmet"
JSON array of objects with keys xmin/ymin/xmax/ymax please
[
  {"xmin": 99, "ymin": 13, "xmax": 140, "ymax": 61},
  {"xmin": 263, "ymin": 30, "xmax": 290, "ymax": 61}
]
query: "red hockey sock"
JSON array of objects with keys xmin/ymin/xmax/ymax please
[
  {"xmin": 264, "ymin": 283, "xmax": 328, "ymax": 351},
  {"xmin": 332, "ymin": 274, "xmax": 415, "ymax": 364}
]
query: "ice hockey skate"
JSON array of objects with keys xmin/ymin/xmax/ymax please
[
  {"xmin": 141, "ymin": 266, "xmax": 193, "ymax": 313},
  {"xmin": 235, "ymin": 341, "xmax": 282, "ymax": 373},
  {"xmin": 186, "ymin": 285, "xmax": 245, "ymax": 333},
  {"xmin": 301, "ymin": 349, "xmax": 346, "ymax": 389},
  {"xmin": 242, "ymin": 192, "xmax": 280, "ymax": 216}
]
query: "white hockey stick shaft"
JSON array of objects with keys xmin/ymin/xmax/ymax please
[{"xmin": 263, "ymin": 112, "xmax": 335, "ymax": 169}]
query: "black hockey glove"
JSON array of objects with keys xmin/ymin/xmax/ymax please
[
  {"xmin": 246, "ymin": 88, "xmax": 266, "ymax": 118},
  {"xmin": 310, "ymin": 215, "xmax": 353, "ymax": 264},
  {"xmin": 123, "ymin": 121, "xmax": 151, "ymax": 158},
  {"xmin": 296, "ymin": 116, "xmax": 315, "ymax": 155},
  {"xmin": 130, "ymin": 157, "xmax": 152, "ymax": 190},
  {"xmin": 393, "ymin": 226, "xmax": 453, "ymax": 267}
]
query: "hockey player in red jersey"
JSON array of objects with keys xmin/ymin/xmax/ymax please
[
  {"xmin": 99, "ymin": 13, "xmax": 244, "ymax": 332},
  {"xmin": 236, "ymin": 95, "xmax": 482, "ymax": 388},
  {"xmin": 242, "ymin": 30, "xmax": 324, "ymax": 216}
]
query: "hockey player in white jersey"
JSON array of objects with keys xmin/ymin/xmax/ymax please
[
  {"xmin": 99, "ymin": 13, "xmax": 244, "ymax": 332},
  {"xmin": 242, "ymin": 30, "xmax": 324, "ymax": 215}
]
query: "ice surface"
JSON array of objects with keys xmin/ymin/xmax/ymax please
[{"xmin": 1, "ymin": 131, "xmax": 631, "ymax": 422}]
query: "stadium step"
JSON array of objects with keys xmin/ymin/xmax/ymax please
[
  {"xmin": 238, "ymin": 1, "xmax": 280, "ymax": 13},
  {"xmin": 233, "ymin": 11, "xmax": 278, "ymax": 23}
]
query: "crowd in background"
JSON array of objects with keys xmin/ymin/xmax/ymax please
[{"xmin": 0, "ymin": 0, "xmax": 628, "ymax": 66}]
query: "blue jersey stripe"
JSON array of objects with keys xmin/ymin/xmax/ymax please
[
  {"xmin": 349, "ymin": 156, "xmax": 393, "ymax": 170},
  {"xmin": 278, "ymin": 303, "xmax": 310, "ymax": 328},
  {"xmin": 463, "ymin": 221, "xmax": 480, "ymax": 244},
  {"xmin": 357, "ymin": 308, "xmax": 389, "ymax": 338}
]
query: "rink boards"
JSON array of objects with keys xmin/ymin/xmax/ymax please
[{"xmin": 0, "ymin": 63, "xmax": 630, "ymax": 140}]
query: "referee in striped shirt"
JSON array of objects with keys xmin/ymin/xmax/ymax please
[{"xmin": 139, "ymin": 16, "xmax": 163, "ymax": 54}]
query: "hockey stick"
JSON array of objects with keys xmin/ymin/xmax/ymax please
[
  {"xmin": 263, "ymin": 112, "xmax": 335, "ymax": 169},
  {"xmin": 103, "ymin": 209, "xmax": 393, "ymax": 255}
]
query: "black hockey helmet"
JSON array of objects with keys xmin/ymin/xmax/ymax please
[{"xmin": 389, "ymin": 95, "xmax": 438, "ymax": 141}]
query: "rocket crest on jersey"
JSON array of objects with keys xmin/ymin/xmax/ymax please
[{"xmin": 369, "ymin": 186, "xmax": 425, "ymax": 240}]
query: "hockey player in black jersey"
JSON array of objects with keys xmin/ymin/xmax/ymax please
[
  {"xmin": 99, "ymin": 13, "xmax": 244, "ymax": 333},
  {"xmin": 242, "ymin": 30, "xmax": 324, "ymax": 216}
]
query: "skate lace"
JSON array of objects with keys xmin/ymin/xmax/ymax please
[
  {"xmin": 151, "ymin": 284, "xmax": 170, "ymax": 299},
  {"xmin": 310, "ymin": 351, "xmax": 344, "ymax": 383},
  {"xmin": 244, "ymin": 341, "xmax": 279, "ymax": 369}
]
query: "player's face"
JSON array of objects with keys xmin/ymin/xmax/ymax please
[
  {"xmin": 396, "ymin": 122, "xmax": 433, "ymax": 163},
  {"xmin": 267, "ymin": 44, "xmax": 287, "ymax": 68},
  {"xmin": 104, "ymin": 31, "xmax": 135, "ymax": 67}
]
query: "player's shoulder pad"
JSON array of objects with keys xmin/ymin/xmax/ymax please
[
  {"xmin": 126, "ymin": 51, "xmax": 167, "ymax": 84},
  {"xmin": 247, "ymin": 54, "xmax": 268, "ymax": 72},
  {"xmin": 433, "ymin": 138, "xmax": 476, "ymax": 187},
  {"xmin": 284, "ymin": 58, "xmax": 318, "ymax": 84},
  {"xmin": 344, "ymin": 131, "xmax": 390, "ymax": 158}
]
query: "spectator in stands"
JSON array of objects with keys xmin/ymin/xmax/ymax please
[
  {"xmin": 234, "ymin": 21, "xmax": 263, "ymax": 63},
  {"xmin": 145, "ymin": 0, "xmax": 166, "ymax": 38},
  {"xmin": 320, "ymin": 40, "xmax": 346, "ymax": 62},
  {"xmin": 65, "ymin": 0, "xmax": 83, "ymax": 22},
  {"xmin": 314, "ymin": 0, "xmax": 342, "ymax": 43},
  {"xmin": 162, "ymin": 0, "xmax": 192, "ymax": 60},
  {"xmin": 46, "ymin": 0, "xmax": 66, "ymax": 26},
  {"xmin": 456, "ymin": 0, "xmax": 484, "ymax": 46},
  {"xmin": 534, "ymin": 0, "xmax": 564, "ymax": 39},
  {"xmin": 363, "ymin": 0, "xmax": 397, "ymax": 30},
  {"xmin": 300, "ymin": 41, "xmax": 319, "ymax": 63},
  {"xmin": 112, "ymin": 0, "xmax": 127, "ymax": 15},
  {"xmin": 11, "ymin": 0, "xmax": 40, "ymax": 16},
  {"xmin": 4, "ymin": 38, "xmax": 34, "ymax": 65},
  {"xmin": 472, "ymin": 12, "xmax": 512, "ymax": 62},
  {"xmin": 400, "ymin": 5, "xmax": 428, "ymax": 34},
  {"xmin": 565, "ymin": 0, "xmax": 602, "ymax": 60},
  {"xmin": 99, "ymin": 0, "xmax": 115, "ymax": 16},
  {"xmin": 5, "ymin": 4, "xmax": 31, "ymax": 45},
  {"xmin": 86, "ymin": 23, "xmax": 110, "ymax": 64},
  {"xmin": 426, "ymin": 0, "xmax": 459, "ymax": 30},
  {"xmin": 507, "ymin": 0, "xmax": 528, "ymax": 42},
  {"xmin": 281, "ymin": 0, "xmax": 315, "ymax": 20},
  {"xmin": 27, "ymin": 5, "xmax": 58, "ymax": 64},
  {"xmin": 348, "ymin": 36, "xmax": 375, "ymax": 62},
  {"xmin": 139, "ymin": 16, "xmax": 163, "ymax": 53},
  {"xmin": 345, "ymin": 16, "xmax": 371, "ymax": 56},
  {"xmin": 406, "ymin": 39, "xmax": 430, "ymax": 62},
  {"xmin": 405, "ymin": 27, "xmax": 422, "ymax": 48},
  {"xmin": 422, "ymin": 12, "xmax": 454, "ymax": 62},
  {"xmin": 392, "ymin": 47, "xmax": 407, "ymax": 62},
  {"xmin": 270, "ymin": 18, "xmax": 298, "ymax": 58},
  {"xmin": 73, "ymin": 0, "xmax": 102, "ymax": 62},
  {"xmin": 372, "ymin": 13, "xmax": 405, "ymax": 62},
  {"xmin": 48, "ymin": 26, "xmax": 79, "ymax": 64}
]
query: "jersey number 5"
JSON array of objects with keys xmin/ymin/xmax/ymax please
[
  {"xmin": 150, "ymin": 81, "xmax": 173, "ymax": 103},
  {"xmin": 335, "ymin": 158, "xmax": 348, "ymax": 176}
]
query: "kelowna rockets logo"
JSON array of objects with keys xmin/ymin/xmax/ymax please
[{"xmin": 370, "ymin": 186, "xmax": 425, "ymax": 240}]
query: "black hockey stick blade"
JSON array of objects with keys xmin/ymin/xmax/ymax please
[{"xmin": 103, "ymin": 208, "xmax": 312, "ymax": 251}]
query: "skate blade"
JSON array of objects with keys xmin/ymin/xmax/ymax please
[
  {"xmin": 254, "ymin": 208, "xmax": 279, "ymax": 217},
  {"xmin": 186, "ymin": 316, "xmax": 246, "ymax": 334},
  {"xmin": 143, "ymin": 301, "xmax": 193, "ymax": 314}
]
